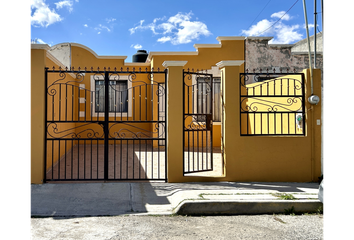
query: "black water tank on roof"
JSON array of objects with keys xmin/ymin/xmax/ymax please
[{"xmin": 132, "ymin": 50, "xmax": 148, "ymax": 63}]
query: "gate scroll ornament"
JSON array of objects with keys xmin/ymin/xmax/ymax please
[
  {"xmin": 45, "ymin": 67, "xmax": 167, "ymax": 182},
  {"xmin": 240, "ymin": 69, "xmax": 306, "ymax": 136}
]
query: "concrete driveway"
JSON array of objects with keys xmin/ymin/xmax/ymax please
[{"xmin": 31, "ymin": 182, "xmax": 321, "ymax": 217}]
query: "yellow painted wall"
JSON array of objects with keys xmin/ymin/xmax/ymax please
[
  {"xmin": 166, "ymin": 62, "xmax": 321, "ymax": 183},
  {"xmin": 151, "ymin": 40, "xmax": 244, "ymax": 71},
  {"xmin": 32, "ymin": 39, "xmax": 321, "ymax": 183},
  {"xmin": 31, "ymin": 48, "xmax": 46, "ymax": 184},
  {"xmin": 151, "ymin": 39, "xmax": 244, "ymax": 148}
]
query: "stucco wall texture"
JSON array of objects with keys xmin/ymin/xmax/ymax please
[{"xmin": 245, "ymin": 34, "xmax": 323, "ymax": 74}]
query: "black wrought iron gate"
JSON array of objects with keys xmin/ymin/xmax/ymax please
[
  {"xmin": 183, "ymin": 70, "xmax": 213, "ymax": 174},
  {"xmin": 45, "ymin": 67, "xmax": 167, "ymax": 182}
]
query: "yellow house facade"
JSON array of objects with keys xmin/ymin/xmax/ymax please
[{"xmin": 31, "ymin": 36, "xmax": 322, "ymax": 184}]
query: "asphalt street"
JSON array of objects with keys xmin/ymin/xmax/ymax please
[{"xmin": 31, "ymin": 214, "xmax": 323, "ymax": 240}]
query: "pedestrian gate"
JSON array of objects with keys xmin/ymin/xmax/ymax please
[
  {"xmin": 183, "ymin": 70, "xmax": 214, "ymax": 174},
  {"xmin": 45, "ymin": 67, "xmax": 167, "ymax": 182}
]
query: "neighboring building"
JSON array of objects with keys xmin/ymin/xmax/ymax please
[{"xmin": 245, "ymin": 32, "xmax": 323, "ymax": 75}]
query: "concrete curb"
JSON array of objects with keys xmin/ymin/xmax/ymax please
[{"xmin": 174, "ymin": 200, "xmax": 323, "ymax": 215}]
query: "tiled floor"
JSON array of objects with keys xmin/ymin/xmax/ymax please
[{"xmin": 46, "ymin": 144, "xmax": 223, "ymax": 181}]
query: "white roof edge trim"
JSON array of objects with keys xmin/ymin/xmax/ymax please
[
  {"xmin": 46, "ymin": 51, "xmax": 76, "ymax": 78},
  {"xmin": 70, "ymin": 43, "xmax": 127, "ymax": 60},
  {"xmin": 193, "ymin": 44, "xmax": 222, "ymax": 50},
  {"xmin": 147, "ymin": 51, "xmax": 198, "ymax": 61}
]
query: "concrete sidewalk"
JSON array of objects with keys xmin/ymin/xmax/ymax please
[{"xmin": 31, "ymin": 182, "xmax": 322, "ymax": 217}]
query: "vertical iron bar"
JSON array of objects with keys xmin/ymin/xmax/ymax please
[
  {"xmin": 78, "ymin": 86, "xmax": 80, "ymax": 121},
  {"xmin": 114, "ymin": 139, "xmax": 116, "ymax": 179},
  {"xmin": 145, "ymin": 84, "xmax": 148, "ymax": 121},
  {"xmin": 90, "ymin": 91, "xmax": 93, "ymax": 122},
  {"xmin": 281, "ymin": 79, "xmax": 283, "ymax": 96},
  {"xmin": 206, "ymin": 130, "xmax": 208, "ymax": 170},
  {"xmin": 281, "ymin": 113, "xmax": 283, "ymax": 134},
  {"xmin": 133, "ymin": 86, "xmax": 135, "ymax": 120},
  {"xmin": 51, "ymin": 140, "xmax": 54, "ymax": 180},
  {"xmin": 52, "ymin": 95, "xmax": 54, "ymax": 122},
  {"xmin": 151, "ymin": 140, "xmax": 153, "ymax": 179},
  {"xmin": 84, "ymin": 140, "xmax": 86, "ymax": 179},
  {"xmin": 164, "ymin": 70, "xmax": 167, "ymax": 182},
  {"xmin": 182, "ymin": 72, "xmax": 185, "ymax": 174},
  {"xmin": 139, "ymin": 139, "xmax": 141, "ymax": 179},
  {"xmin": 267, "ymin": 113, "xmax": 269, "ymax": 134},
  {"xmin": 104, "ymin": 72, "xmax": 109, "ymax": 180},
  {"xmin": 114, "ymin": 84, "xmax": 117, "ymax": 120},
  {"xmin": 58, "ymin": 140, "xmax": 60, "ymax": 179},
  {"xmin": 65, "ymin": 84, "xmax": 68, "ymax": 121},
  {"xmin": 151, "ymin": 83, "xmax": 153, "ymax": 123},
  {"xmin": 127, "ymin": 85, "xmax": 129, "ymax": 121},
  {"xmin": 210, "ymin": 75, "xmax": 213, "ymax": 170},
  {"xmin": 71, "ymin": 139, "xmax": 74, "ymax": 179},
  {"xmin": 72, "ymin": 85, "xmax": 74, "ymax": 121},
  {"xmin": 59, "ymin": 84, "xmax": 61, "ymax": 121},
  {"xmin": 44, "ymin": 68, "xmax": 48, "ymax": 182},
  {"xmin": 126, "ymin": 140, "xmax": 128, "ymax": 179},
  {"xmin": 121, "ymin": 86, "xmax": 123, "ymax": 120},
  {"xmin": 91, "ymin": 140, "xmax": 92, "ymax": 179},
  {"xmin": 120, "ymin": 139, "xmax": 122, "ymax": 179},
  {"xmin": 157, "ymin": 140, "xmax": 161, "ymax": 179},
  {"xmin": 158, "ymin": 139, "xmax": 160, "ymax": 179},
  {"xmin": 145, "ymin": 140, "xmax": 147, "ymax": 179},
  {"xmin": 77, "ymin": 140, "xmax": 80, "ymax": 179},
  {"xmin": 301, "ymin": 73, "xmax": 306, "ymax": 135},
  {"xmin": 65, "ymin": 140, "xmax": 67, "ymax": 179},
  {"xmin": 133, "ymin": 140, "xmax": 135, "ymax": 179},
  {"xmin": 84, "ymin": 89, "xmax": 87, "ymax": 122},
  {"xmin": 139, "ymin": 86, "xmax": 142, "ymax": 121}
]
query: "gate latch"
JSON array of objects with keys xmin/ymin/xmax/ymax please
[{"xmin": 206, "ymin": 114, "xmax": 212, "ymax": 130}]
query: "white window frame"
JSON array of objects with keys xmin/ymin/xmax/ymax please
[{"xmin": 90, "ymin": 75, "xmax": 132, "ymax": 117}]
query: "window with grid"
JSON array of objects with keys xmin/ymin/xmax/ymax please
[
  {"xmin": 95, "ymin": 80, "xmax": 128, "ymax": 113},
  {"xmin": 196, "ymin": 77, "xmax": 221, "ymax": 122}
]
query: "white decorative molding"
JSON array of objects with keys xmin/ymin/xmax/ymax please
[
  {"xmin": 162, "ymin": 61, "xmax": 188, "ymax": 67},
  {"xmin": 31, "ymin": 44, "xmax": 51, "ymax": 50},
  {"xmin": 245, "ymin": 36, "xmax": 274, "ymax": 41},
  {"xmin": 79, "ymin": 111, "xmax": 85, "ymax": 117},
  {"xmin": 216, "ymin": 36, "xmax": 245, "ymax": 42},
  {"xmin": 46, "ymin": 51, "xmax": 76, "ymax": 78},
  {"xmin": 193, "ymin": 44, "xmax": 221, "ymax": 50},
  {"xmin": 216, "ymin": 60, "xmax": 245, "ymax": 68},
  {"xmin": 79, "ymin": 97, "xmax": 85, "ymax": 103}
]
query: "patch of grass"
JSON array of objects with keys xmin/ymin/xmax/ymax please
[
  {"xmin": 272, "ymin": 193, "xmax": 296, "ymax": 200},
  {"xmin": 284, "ymin": 206, "xmax": 295, "ymax": 215}
]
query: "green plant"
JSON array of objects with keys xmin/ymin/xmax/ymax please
[
  {"xmin": 284, "ymin": 206, "xmax": 295, "ymax": 215},
  {"xmin": 272, "ymin": 193, "xmax": 296, "ymax": 200}
]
